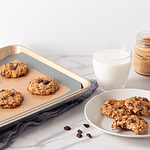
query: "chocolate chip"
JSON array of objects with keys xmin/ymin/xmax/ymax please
[
  {"xmin": 0, "ymin": 89, "xmax": 5, "ymax": 92},
  {"xmin": 123, "ymin": 123, "xmax": 126, "ymax": 128},
  {"xmin": 64, "ymin": 126, "xmax": 71, "ymax": 130},
  {"xmin": 2, "ymin": 71, "xmax": 5, "ymax": 75},
  {"xmin": 115, "ymin": 107, "xmax": 122, "ymax": 111},
  {"xmin": 135, "ymin": 97, "xmax": 139, "ymax": 101},
  {"xmin": 4, "ymin": 97, "xmax": 7, "ymax": 100},
  {"xmin": 76, "ymin": 133, "xmax": 82, "ymax": 138},
  {"xmin": 77, "ymin": 129, "xmax": 82, "ymax": 134},
  {"xmin": 130, "ymin": 119, "xmax": 136, "ymax": 123},
  {"xmin": 83, "ymin": 124, "xmax": 90, "ymax": 128},
  {"xmin": 10, "ymin": 92, "xmax": 15, "ymax": 96},
  {"xmin": 36, "ymin": 79, "xmax": 43, "ymax": 83},
  {"xmin": 11, "ymin": 66, "xmax": 16, "ymax": 70},
  {"xmin": 1, "ymin": 97, "xmax": 3, "ymax": 100},
  {"xmin": 137, "ymin": 111, "xmax": 141, "ymax": 115},
  {"xmin": 43, "ymin": 80, "xmax": 50, "ymax": 85},
  {"xmin": 143, "ymin": 98, "xmax": 149, "ymax": 102},
  {"xmin": 108, "ymin": 102, "xmax": 113, "ymax": 105},
  {"xmin": 117, "ymin": 125, "xmax": 122, "ymax": 129},
  {"xmin": 86, "ymin": 133, "xmax": 92, "ymax": 138},
  {"xmin": 129, "ymin": 103, "xmax": 134, "ymax": 107},
  {"xmin": 147, "ymin": 106, "xmax": 150, "ymax": 111}
]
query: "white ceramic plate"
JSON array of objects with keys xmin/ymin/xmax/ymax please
[{"xmin": 84, "ymin": 89, "xmax": 150, "ymax": 138}]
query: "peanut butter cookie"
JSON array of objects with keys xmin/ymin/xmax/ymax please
[
  {"xmin": 0, "ymin": 89, "xmax": 24, "ymax": 109},
  {"xmin": 112, "ymin": 115, "xmax": 149, "ymax": 135},
  {"xmin": 27, "ymin": 77, "xmax": 59, "ymax": 95},
  {"xmin": 0, "ymin": 62, "xmax": 29, "ymax": 78},
  {"xmin": 101, "ymin": 99, "xmax": 132, "ymax": 119},
  {"xmin": 125, "ymin": 96, "xmax": 150, "ymax": 117}
]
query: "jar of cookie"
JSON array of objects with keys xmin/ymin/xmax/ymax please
[{"xmin": 134, "ymin": 31, "xmax": 150, "ymax": 75}]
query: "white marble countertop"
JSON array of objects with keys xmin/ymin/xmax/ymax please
[{"xmin": 6, "ymin": 55, "xmax": 150, "ymax": 150}]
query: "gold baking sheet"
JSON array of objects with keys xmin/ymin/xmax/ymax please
[{"xmin": 0, "ymin": 60, "xmax": 70, "ymax": 122}]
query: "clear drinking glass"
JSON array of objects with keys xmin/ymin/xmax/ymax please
[{"xmin": 92, "ymin": 44, "xmax": 132, "ymax": 91}]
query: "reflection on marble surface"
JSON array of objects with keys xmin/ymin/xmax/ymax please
[{"xmin": 6, "ymin": 55, "xmax": 150, "ymax": 150}]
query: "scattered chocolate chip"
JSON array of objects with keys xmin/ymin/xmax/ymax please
[
  {"xmin": 76, "ymin": 133, "xmax": 82, "ymax": 138},
  {"xmin": 130, "ymin": 119, "xmax": 136, "ymax": 123},
  {"xmin": 36, "ymin": 79, "xmax": 43, "ymax": 83},
  {"xmin": 64, "ymin": 126, "xmax": 71, "ymax": 131},
  {"xmin": 143, "ymin": 98, "xmax": 149, "ymax": 102},
  {"xmin": 10, "ymin": 92, "xmax": 15, "ymax": 96},
  {"xmin": 1, "ymin": 97, "xmax": 3, "ymax": 100},
  {"xmin": 86, "ymin": 133, "xmax": 92, "ymax": 138},
  {"xmin": 83, "ymin": 124, "xmax": 90, "ymax": 128},
  {"xmin": 11, "ymin": 66, "xmax": 16, "ymax": 70},
  {"xmin": 43, "ymin": 80, "xmax": 50, "ymax": 85},
  {"xmin": 129, "ymin": 103, "xmax": 134, "ymax": 107},
  {"xmin": 135, "ymin": 97, "xmax": 139, "ymax": 101},
  {"xmin": 4, "ymin": 97, "xmax": 7, "ymax": 100},
  {"xmin": 115, "ymin": 107, "xmax": 122, "ymax": 111},
  {"xmin": 77, "ymin": 129, "xmax": 82, "ymax": 134}
]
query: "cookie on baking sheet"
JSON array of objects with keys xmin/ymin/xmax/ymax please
[
  {"xmin": 0, "ymin": 62, "xmax": 29, "ymax": 78},
  {"xmin": 125, "ymin": 96, "xmax": 150, "ymax": 117},
  {"xmin": 112, "ymin": 115, "xmax": 149, "ymax": 135},
  {"xmin": 27, "ymin": 77, "xmax": 59, "ymax": 95},
  {"xmin": 101, "ymin": 99, "xmax": 132, "ymax": 119},
  {"xmin": 0, "ymin": 89, "xmax": 24, "ymax": 109}
]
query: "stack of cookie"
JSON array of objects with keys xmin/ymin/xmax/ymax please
[
  {"xmin": 0, "ymin": 62, "xmax": 59, "ymax": 109},
  {"xmin": 101, "ymin": 96, "xmax": 150, "ymax": 135}
]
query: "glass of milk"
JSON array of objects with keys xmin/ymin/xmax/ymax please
[{"xmin": 92, "ymin": 45, "xmax": 132, "ymax": 91}]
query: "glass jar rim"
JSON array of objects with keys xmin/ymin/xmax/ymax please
[
  {"xmin": 137, "ymin": 30, "xmax": 150, "ymax": 41},
  {"xmin": 92, "ymin": 44, "xmax": 132, "ymax": 61}
]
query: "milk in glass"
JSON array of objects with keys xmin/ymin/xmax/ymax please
[{"xmin": 93, "ymin": 49, "xmax": 131, "ymax": 91}]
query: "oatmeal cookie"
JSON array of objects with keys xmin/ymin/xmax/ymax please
[
  {"xmin": 0, "ymin": 89, "xmax": 24, "ymax": 109},
  {"xmin": 125, "ymin": 96, "xmax": 150, "ymax": 117},
  {"xmin": 112, "ymin": 115, "xmax": 149, "ymax": 135},
  {"xmin": 0, "ymin": 62, "xmax": 29, "ymax": 78},
  {"xmin": 27, "ymin": 77, "xmax": 59, "ymax": 95},
  {"xmin": 101, "ymin": 99, "xmax": 132, "ymax": 119}
]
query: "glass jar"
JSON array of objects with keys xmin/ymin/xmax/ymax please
[{"xmin": 134, "ymin": 31, "xmax": 150, "ymax": 75}]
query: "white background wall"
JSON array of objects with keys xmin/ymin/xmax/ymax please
[{"xmin": 0, "ymin": 0, "xmax": 149, "ymax": 55}]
